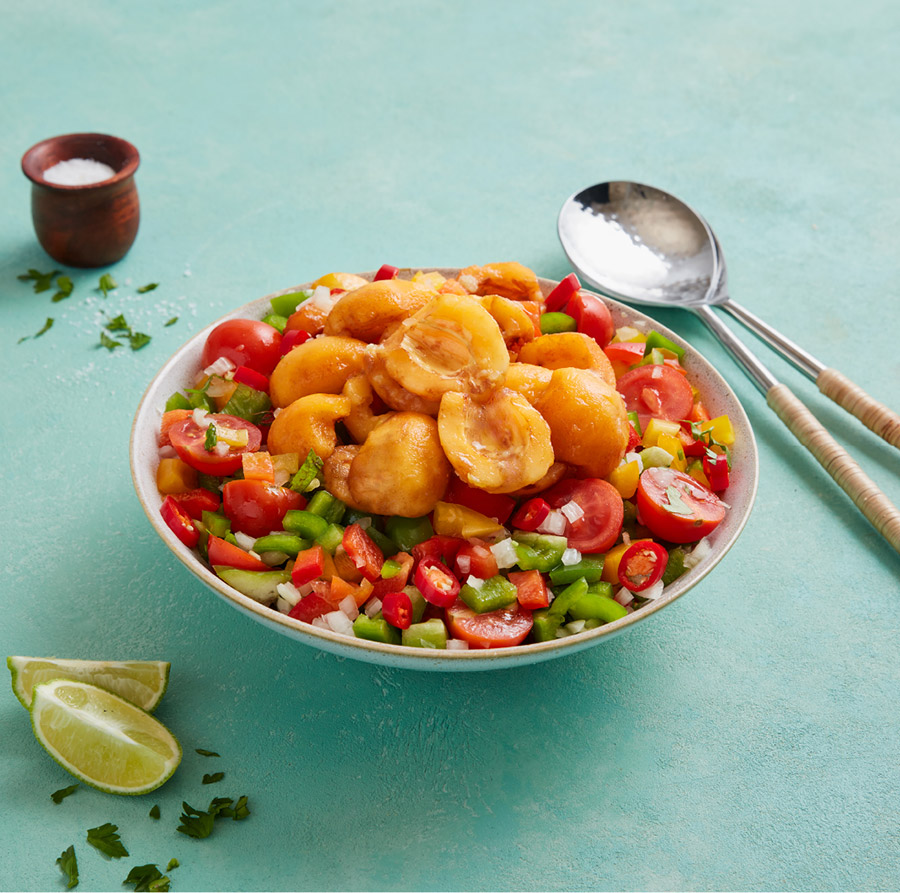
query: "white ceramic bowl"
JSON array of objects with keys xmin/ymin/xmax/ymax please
[{"xmin": 131, "ymin": 269, "xmax": 758, "ymax": 671}]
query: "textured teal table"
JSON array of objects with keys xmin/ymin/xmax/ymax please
[{"xmin": 3, "ymin": 2, "xmax": 900, "ymax": 890}]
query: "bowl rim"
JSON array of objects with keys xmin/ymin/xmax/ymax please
[
  {"xmin": 130, "ymin": 268, "xmax": 759, "ymax": 667},
  {"xmin": 22, "ymin": 132, "xmax": 140, "ymax": 190}
]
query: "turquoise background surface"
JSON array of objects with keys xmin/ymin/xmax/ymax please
[{"xmin": 2, "ymin": 1, "xmax": 900, "ymax": 890}]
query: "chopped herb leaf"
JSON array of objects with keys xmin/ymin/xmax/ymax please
[
  {"xmin": 100, "ymin": 330, "xmax": 122, "ymax": 350},
  {"xmin": 86, "ymin": 822, "xmax": 129, "ymax": 859},
  {"xmin": 18, "ymin": 317, "xmax": 55, "ymax": 343},
  {"xmin": 231, "ymin": 795, "xmax": 250, "ymax": 821},
  {"xmin": 290, "ymin": 450, "xmax": 324, "ymax": 493},
  {"xmin": 98, "ymin": 273, "xmax": 118, "ymax": 297},
  {"xmin": 664, "ymin": 485, "xmax": 693, "ymax": 516},
  {"xmin": 124, "ymin": 864, "xmax": 169, "ymax": 892},
  {"xmin": 204, "ymin": 422, "xmax": 218, "ymax": 451},
  {"xmin": 19, "ymin": 268, "xmax": 60, "ymax": 293},
  {"xmin": 149, "ymin": 804, "xmax": 161, "ymax": 820},
  {"xmin": 52, "ymin": 275, "xmax": 74, "ymax": 302},
  {"xmin": 128, "ymin": 330, "xmax": 151, "ymax": 350},
  {"xmin": 202, "ymin": 771, "xmax": 225, "ymax": 785},
  {"xmin": 164, "ymin": 316, "xmax": 179, "ymax": 327},
  {"xmin": 106, "ymin": 314, "xmax": 131, "ymax": 332},
  {"xmin": 51, "ymin": 783, "xmax": 79, "ymax": 804},
  {"xmin": 177, "ymin": 802, "xmax": 216, "ymax": 839},
  {"xmin": 207, "ymin": 797, "xmax": 234, "ymax": 816},
  {"xmin": 166, "ymin": 859, "xmax": 179, "ymax": 872},
  {"xmin": 137, "ymin": 282, "xmax": 159, "ymax": 293},
  {"xmin": 56, "ymin": 845, "xmax": 79, "ymax": 889},
  {"xmin": 195, "ymin": 748, "xmax": 220, "ymax": 757}
]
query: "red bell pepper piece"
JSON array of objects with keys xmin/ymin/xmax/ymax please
[
  {"xmin": 160, "ymin": 496, "xmax": 200, "ymax": 548},
  {"xmin": 453, "ymin": 540, "xmax": 498, "ymax": 580},
  {"xmin": 544, "ymin": 272, "xmax": 580, "ymax": 312},
  {"xmin": 341, "ymin": 524, "xmax": 385, "ymax": 582},
  {"xmin": 288, "ymin": 592, "xmax": 334, "ymax": 624},
  {"xmin": 371, "ymin": 552, "xmax": 413, "ymax": 600},
  {"xmin": 603, "ymin": 341, "xmax": 645, "ymax": 367},
  {"xmin": 509, "ymin": 497, "xmax": 551, "ymax": 532},
  {"xmin": 280, "ymin": 329, "xmax": 311, "ymax": 355},
  {"xmin": 291, "ymin": 544, "xmax": 326, "ymax": 587},
  {"xmin": 443, "ymin": 478, "xmax": 515, "ymax": 525},
  {"xmin": 508, "ymin": 569, "xmax": 550, "ymax": 609},
  {"xmin": 414, "ymin": 559, "xmax": 461, "ymax": 608},
  {"xmin": 381, "ymin": 591, "xmax": 413, "ymax": 629},
  {"xmin": 702, "ymin": 452, "xmax": 730, "ymax": 491},
  {"xmin": 207, "ymin": 534, "xmax": 269, "ymax": 571},
  {"xmin": 232, "ymin": 365, "xmax": 270, "ymax": 393},
  {"xmin": 373, "ymin": 264, "xmax": 399, "ymax": 281}
]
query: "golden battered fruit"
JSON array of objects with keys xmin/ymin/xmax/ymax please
[
  {"xmin": 366, "ymin": 348, "xmax": 442, "ymax": 416},
  {"xmin": 475, "ymin": 295, "xmax": 537, "ymax": 351},
  {"xmin": 311, "ymin": 272, "xmax": 369, "ymax": 291},
  {"xmin": 322, "ymin": 444, "xmax": 361, "ymax": 506},
  {"xmin": 504, "ymin": 362, "xmax": 553, "ymax": 405},
  {"xmin": 341, "ymin": 375, "xmax": 388, "ymax": 443},
  {"xmin": 324, "ymin": 279, "xmax": 436, "ymax": 343},
  {"xmin": 457, "ymin": 262, "xmax": 543, "ymax": 302},
  {"xmin": 267, "ymin": 393, "xmax": 351, "ymax": 460},
  {"xmin": 517, "ymin": 332, "xmax": 616, "ymax": 388},
  {"xmin": 269, "ymin": 335, "xmax": 368, "ymax": 408},
  {"xmin": 437, "ymin": 388, "xmax": 554, "ymax": 494},
  {"xmin": 535, "ymin": 367, "xmax": 628, "ymax": 479},
  {"xmin": 348, "ymin": 413, "xmax": 451, "ymax": 516}
]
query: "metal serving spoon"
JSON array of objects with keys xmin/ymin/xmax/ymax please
[{"xmin": 557, "ymin": 180, "xmax": 900, "ymax": 553}]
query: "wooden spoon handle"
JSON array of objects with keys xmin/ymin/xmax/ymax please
[
  {"xmin": 817, "ymin": 368, "xmax": 900, "ymax": 449},
  {"xmin": 767, "ymin": 383, "xmax": 900, "ymax": 553}
]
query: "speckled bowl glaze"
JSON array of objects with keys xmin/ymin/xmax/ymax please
[{"xmin": 131, "ymin": 270, "xmax": 758, "ymax": 671}]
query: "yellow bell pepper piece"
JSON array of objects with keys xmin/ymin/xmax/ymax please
[
  {"xmin": 216, "ymin": 425, "xmax": 249, "ymax": 448},
  {"xmin": 641, "ymin": 418, "xmax": 682, "ymax": 448},
  {"xmin": 156, "ymin": 457, "xmax": 198, "ymax": 494},
  {"xmin": 611, "ymin": 326, "xmax": 647, "ymax": 344},
  {"xmin": 412, "ymin": 270, "xmax": 446, "ymax": 289},
  {"xmin": 694, "ymin": 414, "xmax": 735, "ymax": 446},
  {"xmin": 687, "ymin": 459, "xmax": 711, "ymax": 489},
  {"xmin": 606, "ymin": 460, "xmax": 640, "ymax": 499},
  {"xmin": 432, "ymin": 502, "xmax": 505, "ymax": 540},
  {"xmin": 656, "ymin": 434, "xmax": 687, "ymax": 472},
  {"xmin": 312, "ymin": 272, "xmax": 369, "ymax": 291}
]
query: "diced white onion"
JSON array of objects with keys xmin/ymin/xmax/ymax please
[
  {"xmin": 324, "ymin": 611, "xmax": 355, "ymax": 635},
  {"xmin": 192, "ymin": 408, "xmax": 209, "ymax": 426},
  {"xmin": 490, "ymin": 538, "xmax": 519, "ymax": 569},
  {"xmin": 363, "ymin": 597, "xmax": 383, "ymax": 618},
  {"xmin": 213, "ymin": 442, "xmax": 230, "ymax": 456},
  {"xmin": 206, "ymin": 376, "xmax": 234, "ymax": 398},
  {"xmin": 338, "ymin": 595, "xmax": 359, "ymax": 620},
  {"xmin": 651, "ymin": 365, "xmax": 663, "ymax": 379},
  {"xmin": 614, "ymin": 588, "xmax": 634, "ymax": 606},
  {"xmin": 561, "ymin": 547, "xmax": 582, "ymax": 566},
  {"xmin": 356, "ymin": 516, "xmax": 372, "ymax": 530},
  {"xmin": 202, "ymin": 356, "xmax": 235, "ymax": 378},
  {"xmin": 308, "ymin": 284, "xmax": 339, "ymax": 312},
  {"xmin": 622, "ymin": 531, "xmax": 631, "ymax": 545},
  {"xmin": 560, "ymin": 500, "xmax": 584, "ymax": 523},
  {"xmin": 311, "ymin": 617, "xmax": 330, "ymax": 630},
  {"xmin": 272, "ymin": 407, "xmax": 282, "ymax": 418},
  {"xmin": 275, "ymin": 597, "xmax": 293, "ymax": 614},
  {"xmin": 259, "ymin": 551, "xmax": 289, "ymax": 566},
  {"xmin": 158, "ymin": 445, "xmax": 177, "ymax": 459},
  {"xmin": 456, "ymin": 555, "xmax": 471, "ymax": 576},
  {"xmin": 683, "ymin": 537, "xmax": 712, "ymax": 570},
  {"xmin": 640, "ymin": 579, "xmax": 665, "ymax": 600},
  {"xmin": 625, "ymin": 451, "xmax": 644, "ymax": 472},
  {"xmin": 465, "ymin": 575, "xmax": 485, "ymax": 590},
  {"xmin": 446, "ymin": 639, "xmax": 469, "ymax": 651},
  {"xmin": 537, "ymin": 510, "xmax": 567, "ymax": 536},
  {"xmin": 296, "ymin": 582, "xmax": 314, "ymax": 598},
  {"xmin": 565, "ymin": 619, "xmax": 586, "ymax": 634},
  {"xmin": 555, "ymin": 627, "xmax": 571, "ymax": 638},
  {"xmin": 276, "ymin": 581, "xmax": 303, "ymax": 607},
  {"xmin": 273, "ymin": 468, "xmax": 291, "ymax": 486},
  {"xmin": 233, "ymin": 531, "xmax": 256, "ymax": 551}
]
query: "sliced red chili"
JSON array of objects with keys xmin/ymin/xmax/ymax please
[
  {"xmin": 544, "ymin": 272, "xmax": 580, "ymax": 312},
  {"xmin": 414, "ymin": 559, "xmax": 461, "ymax": 608},
  {"xmin": 617, "ymin": 540, "xmax": 668, "ymax": 592},
  {"xmin": 160, "ymin": 496, "xmax": 200, "ymax": 548},
  {"xmin": 381, "ymin": 591, "xmax": 413, "ymax": 629},
  {"xmin": 509, "ymin": 497, "xmax": 551, "ymax": 532}
]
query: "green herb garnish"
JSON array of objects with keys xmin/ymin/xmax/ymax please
[
  {"xmin": 128, "ymin": 330, "xmax": 152, "ymax": 350},
  {"xmin": 204, "ymin": 422, "xmax": 218, "ymax": 451},
  {"xmin": 106, "ymin": 314, "xmax": 130, "ymax": 332},
  {"xmin": 100, "ymin": 330, "xmax": 122, "ymax": 350},
  {"xmin": 123, "ymin": 864, "xmax": 169, "ymax": 892},
  {"xmin": 290, "ymin": 450, "xmax": 324, "ymax": 493},
  {"xmin": 52, "ymin": 275, "xmax": 74, "ymax": 302},
  {"xmin": 18, "ymin": 316, "xmax": 54, "ymax": 343},
  {"xmin": 137, "ymin": 283, "xmax": 159, "ymax": 293},
  {"xmin": 176, "ymin": 802, "xmax": 216, "ymax": 839},
  {"xmin": 102, "ymin": 314, "xmax": 151, "ymax": 351},
  {"xmin": 195, "ymin": 748, "xmax": 220, "ymax": 757},
  {"xmin": 86, "ymin": 823, "xmax": 129, "ymax": 859},
  {"xmin": 166, "ymin": 859, "xmax": 179, "ymax": 872},
  {"xmin": 164, "ymin": 317, "xmax": 178, "ymax": 327},
  {"xmin": 18, "ymin": 268, "xmax": 60, "ymax": 293},
  {"xmin": 56, "ymin": 845, "xmax": 79, "ymax": 889},
  {"xmin": 51, "ymin": 784, "xmax": 79, "ymax": 804},
  {"xmin": 664, "ymin": 485, "xmax": 693, "ymax": 516},
  {"xmin": 98, "ymin": 273, "xmax": 118, "ymax": 297},
  {"xmin": 202, "ymin": 771, "xmax": 225, "ymax": 785},
  {"xmin": 149, "ymin": 805, "xmax": 161, "ymax": 820}
]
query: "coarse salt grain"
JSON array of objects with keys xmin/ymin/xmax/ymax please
[{"xmin": 43, "ymin": 158, "xmax": 116, "ymax": 186}]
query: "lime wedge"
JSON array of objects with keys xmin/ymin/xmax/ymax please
[
  {"xmin": 30, "ymin": 679, "xmax": 181, "ymax": 795},
  {"xmin": 7, "ymin": 656, "xmax": 169, "ymax": 711}
]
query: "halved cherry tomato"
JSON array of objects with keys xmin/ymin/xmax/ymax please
[
  {"xmin": 280, "ymin": 329, "xmax": 311, "ymax": 354},
  {"xmin": 414, "ymin": 559, "xmax": 461, "ymax": 607},
  {"xmin": 288, "ymin": 592, "xmax": 333, "ymax": 624},
  {"xmin": 507, "ymin": 569, "xmax": 550, "ymax": 609},
  {"xmin": 160, "ymin": 496, "xmax": 200, "ymax": 548},
  {"xmin": 292, "ymin": 544, "xmax": 326, "ymax": 587},
  {"xmin": 541, "ymin": 478, "xmax": 624, "ymax": 553},
  {"xmin": 232, "ymin": 365, "xmax": 270, "ymax": 393},
  {"xmin": 509, "ymin": 497, "xmax": 551, "ymax": 532},
  {"xmin": 169, "ymin": 413, "xmax": 262, "ymax": 476},
  {"xmin": 373, "ymin": 264, "xmax": 399, "ymax": 281},
  {"xmin": 201, "ymin": 319, "xmax": 283, "ymax": 376},
  {"xmin": 618, "ymin": 540, "xmax": 668, "ymax": 592},
  {"xmin": 453, "ymin": 540, "xmax": 499, "ymax": 581},
  {"xmin": 616, "ymin": 365, "xmax": 694, "ymax": 429},
  {"xmin": 544, "ymin": 273, "xmax": 580, "ymax": 312},
  {"xmin": 208, "ymin": 534, "xmax": 269, "ymax": 571},
  {"xmin": 444, "ymin": 478, "xmax": 515, "ymax": 525},
  {"xmin": 222, "ymin": 479, "xmax": 305, "ymax": 538},
  {"xmin": 567, "ymin": 292, "xmax": 615, "ymax": 347},
  {"xmin": 342, "ymin": 523, "xmax": 385, "ymax": 582},
  {"xmin": 382, "ymin": 591, "xmax": 413, "ymax": 629},
  {"xmin": 169, "ymin": 488, "xmax": 220, "ymax": 520},
  {"xmin": 445, "ymin": 597, "xmax": 533, "ymax": 649},
  {"xmin": 636, "ymin": 466, "xmax": 726, "ymax": 543}
]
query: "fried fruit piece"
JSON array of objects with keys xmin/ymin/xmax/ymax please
[
  {"xmin": 324, "ymin": 279, "xmax": 436, "ymax": 343},
  {"xmin": 535, "ymin": 368, "xmax": 628, "ymax": 479},
  {"xmin": 312, "ymin": 272, "xmax": 369, "ymax": 291},
  {"xmin": 457, "ymin": 262, "xmax": 543, "ymax": 302},
  {"xmin": 349, "ymin": 413, "xmax": 451, "ymax": 516},
  {"xmin": 438, "ymin": 388, "xmax": 554, "ymax": 494},
  {"xmin": 342, "ymin": 375, "xmax": 388, "ymax": 443},
  {"xmin": 322, "ymin": 444, "xmax": 360, "ymax": 506},
  {"xmin": 380, "ymin": 294, "xmax": 509, "ymax": 401},
  {"xmin": 517, "ymin": 332, "xmax": 616, "ymax": 388},
  {"xmin": 366, "ymin": 349, "xmax": 441, "ymax": 416},
  {"xmin": 475, "ymin": 295, "xmax": 536, "ymax": 350},
  {"xmin": 266, "ymin": 393, "xmax": 351, "ymax": 460},
  {"xmin": 269, "ymin": 336, "xmax": 368, "ymax": 408},
  {"xmin": 504, "ymin": 362, "xmax": 552, "ymax": 405},
  {"xmin": 507, "ymin": 461, "xmax": 569, "ymax": 498}
]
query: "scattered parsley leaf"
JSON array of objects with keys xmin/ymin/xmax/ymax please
[
  {"xmin": 202, "ymin": 771, "xmax": 225, "ymax": 785},
  {"xmin": 137, "ymin": 282, "xmax": 159, "ymax": 293},
  {"xmin": 100, "ymin": 330, "xmax": 122, "ymax": 350},
  {"xmin": 664, "ymin": 485, "xmax": 693, "ymax": 516},
  {"xmin": 149, "ymin": 805, "xmax": 161, "ymax": 820},
  {"xmin": 123, "ymin": 864, "xmax": 169, "ymax": 892},
  {"xmin": 51, "ymin": 784, "xmax": 79, "ymax": 804},
  {"xmin": 195, "ymin": 748, "xmax": 220, "ymax": 757},
  {"xmin": 230, "ymin": 795, "xmax": 250, "ymax": 821},
  {"xmin": 106, "ymin": 314, "xmax": 131, "ymax": 332},
  {"xmin": 86, "ymin": 823, "xmax": 129, "ymax": 859},
  {"xmin": 166, "ymin": 859, "xmax": 179, "ymax": 871},
  {"xmin": 19, "ymin": 268, "xmax": 60, "ymax": 293},
  {"xmin": 177, "ymin": 801, "xmax": 216, "ymax": 839},
  {"xmin": 207, "ymin": 797, "xmax": 234, "ymax": 816},
  {"xmin": 18, "ymin": 316, "xmax": 54, "ymax": 343},
  {"xmin": 204, "ymin": 422, "xmax": 218, "ymax": 451},
  {"xmin": 290, "ymin": 450, "xmax": 324, "ymax": 493},
  {"xmin": 128, "ymin": 330, "xmax": 152, "ymax": 350},
  {"xmin": 52, "ymin": 275, "xmax": 74, "ymax": 302},
  {"xmin": 56, "ymin": 845, "xmax": 79, "ymax": 889},
  {"xmin": 97, "ymin": 273, "xmax": 118, "ymax": 297},
  {"xmin": 164, "ymin": 317, "xmax": 178, "ymax": 327}
]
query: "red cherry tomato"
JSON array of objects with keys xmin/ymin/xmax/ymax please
[
  {"xmin": 382, "ymin": 591, "xmax": 413, "ymax": 629},
  {"xmin": 168, "ymin": 413, "xmax": 262, "ymax": 476},
  {"xmin": 201, "ymin": 319, "xmax": 283, "ymax": 376},
  {"xmin": 507, "ymin": 569, "xmax": 550, "ymax": 609},
  {"xmin": 445, "ymin": 598, "xmax": 533, "ymax": 649},
  {"xmin": 414, "ymin": 559, "xmax": 461, "ymax": 607},
  {"xmin": 616, "ymin": 364, "xmax": 694, "ymax": 429},
  {"xmin": 636, "ymin": 466, "xmax": 726, "ymax": 543},
  {"xmin": 544, "ymin": 273, "xmax": 580, "ymax": 312},
  {"xmin": 541, "ymin": 478, "xmax": 624, "ymax": 553},
  {"xmin": 222, "ymin": 479, "xmax": 305, "ymax": 538},
  {"xmin": 160, "ymin": 496, "xmax": 200, "ymax": 548},
  {"xmin": 169, "ymin": 488, "xmax": 220, "ymax": 520},
  {"xmin": 567, "ymin": 292, "xmax": 615, "ymax": 347},
  {"xmin": 208, "ymin": 534, "xmax": 269, "ymax": 571},
  {"xmin": 341, "ymin": 523, "xmax": 385, "ymax": 582},
  {"xmin": 618, "ymin": 540, "xmax": 668, "ymax": 592}
]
